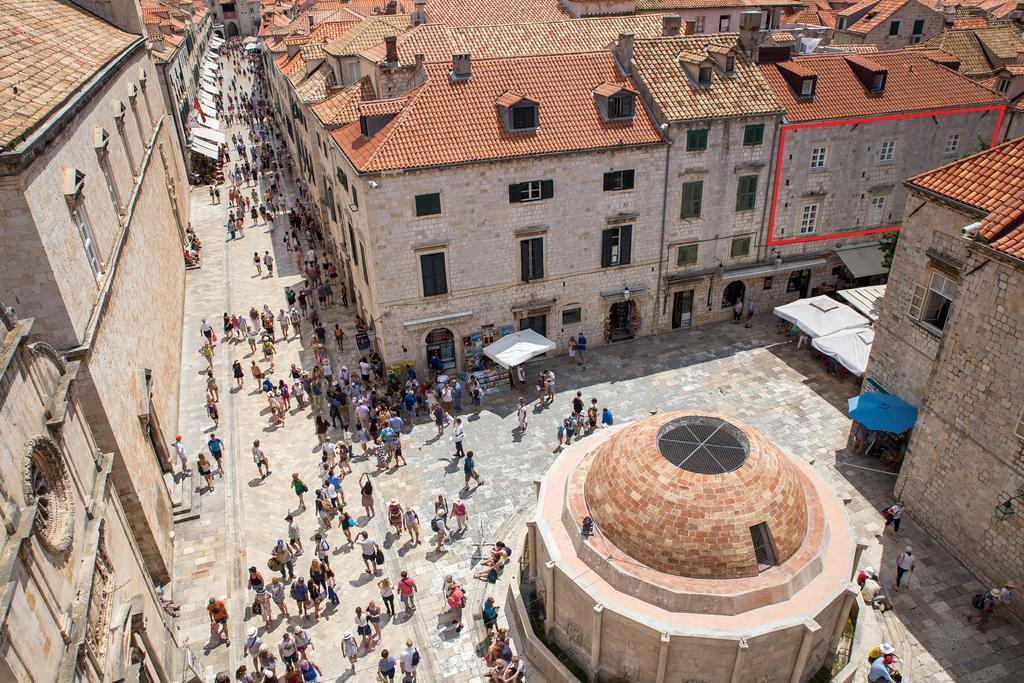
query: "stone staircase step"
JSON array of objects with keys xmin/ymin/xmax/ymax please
[{"xmin": 173, "ymin": 469, "xmax": 201, "ymax": 524}]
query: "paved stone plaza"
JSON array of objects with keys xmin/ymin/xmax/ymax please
[{"xmin": 165, "ymin": 56, "xmax": 1023, "ymax": 683}]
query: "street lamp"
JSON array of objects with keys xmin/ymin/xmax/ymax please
[{"xmin": 622, "ymin": 285, "xmax": 631, "ymax": 301}]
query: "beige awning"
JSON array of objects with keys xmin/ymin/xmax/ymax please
[{"xmin": 835, "ymin": 242, "xmax": 888, "ymax": 279}]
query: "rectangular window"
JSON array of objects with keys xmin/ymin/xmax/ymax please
[
  {"xmin": 511, "ymin": 105, "xmax": 537, "ymax": 130},
  {"xmin": 603, "ymin": 170, "xmax": 635, "ymax": 191},
  {"xmin": 920, "ymin": 271, "xmax": 957, "ymax": 331},
  {"xmin": 810, "ymin": 147, "xmax": 827, "ymax": 169},
  {"xmin": 889, "ymin": 20, "xmax": 901, "ymax": 35},
  {"xmin": 520, "ymin": 237, "xmax": 544, "ymax": 282},
  {"xmin": 601, "ymin": 225, "xmax": 632, "ymax": 267},
  {"xmin": 944, "ymin": 134, "xmax": 960, "ymax": 155},
  {"xmin": 414, "ymin": 192, "xmax": 441, "ymax": 216},
  {"xmin": 562, "ymin": 308, "xmax": 581, "ymax": 325},
  {"xmin": 735, "ymin": 175, "xmax": 758, "ymax": 212},
  {"xmin": 730, "ymin": 236, "xmax": 751, "ymax": 258},
  {"xmin": 763, "ymin": 276, "xmax": 773, "ymax": 290},
  {"xmin": 359, "ymin": 243, "xmax": 368, "ymax": 283},
  {"xmin": 676, "ymin": 243, "xmax": 698, "ymax": 266},
  {"xmin": 72, "ymin": 203, "xmax": 102, "ymax": 278},
  {"xmin": 742, "ymin": 124, "xmax": 764, "ymax": 146},
  {"xmin": 868, "ymin": 196, "xmax": 886, "ymax": 226},
  {"xmin": 695, "ymin": 16, "xmax": 705, "ymax": 32},
  {"xmin": 681, "ymin": 181, "xmax": 703, "ymax": 218},
  {"xmin": 608, "ymin": 95, "xmax": 635, "ymax": 119},
  {"xmin": 750, "ymin": 522, "xmax": 777, "ymax": 571},
  {"xmin": 719, "ymin": 15, "xmax": 730, "ymax": 31},
  {"xmin": 686, "ymin": 128, "xmax": 708, "ymax": 151},
  {"xmin": 879, "ymin": 140, "xmax": 895, "ymax": 163},
  {"xmin": 336, "ymin": 167, "xmax": 349, "ymax": 190},
  {"xmin": 352, "ymin": 186, "xmax": 359, "ymax": 207},
  {"xmin": 420, "ymin": 252, "xmax": 448, "ymax": 297},
  {"xmin": 800, "ymin": 204, "xmax": 819, "ymax": 234},
  {"xmin": 508, "ymin": 179, "xmax": 553, "ymax": 203},
  {"xmin": 348, "ymin": 224, "xmax": 358, "ymax": 265},
  {"xmin": 912, "ymin": 18, "xmax": 925, "ymax": 35}
]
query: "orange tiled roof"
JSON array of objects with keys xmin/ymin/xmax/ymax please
[
  {"xmin": 331, "ymin": 51, "xmax": 663, "ymax": 172},
  {"xmin": 943, "ymin": 0, "xmax": 1022, "ymax": 19},
  {"xmin": 837, "ymin": 0, "xmax": 935, "ymax": 34},
  {"xmin": 909, "ymin": 136, "xmax": 1024, "ymax": 259},
  {"xmin": 952, "ymin": 15, "xmax": 989, "ymax": 27},
  {"xmin": 359, "ymin": 15, "xmax": 668, "ymax": 64},
  {"xmin": 358, "ymin": 97, "xmax": 411, "ymax": 116},
  {"xmin": 1, "ymin": 0, "xmax": 139, "ymax": 151},
  {"xmin": 916, "ymin": 24, "xmax": 1024, "ymax": 76},
  {"xmin": 638, "ymin": 0, "xmax": 798, "ymax": 7},
  {"xmin": 312, "ymin": 76, "xmax": 376, "ymax": 126},
  {"xmin": 785, "ymin": 0, "xmax": 838, "ymax": 28},
  {"xmin": 417, "ymin": 0, "xmax": 570, "ymax": 26},
  {"xmin": 324, "ymin": 15, "xmax": 413, "ymax": 56},
  {"xmin": 760, "ymin": 50, "xmax": 1004, "ymax": 122}
]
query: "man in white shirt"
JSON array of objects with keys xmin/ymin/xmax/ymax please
[
  {"xmin": 451, "ymin": 418, "xmax": 465, "ymax": 459},
  {"xmin": 893, "ymin": 546, "xmax": 915, "ymax": 592},
  {"xmin": 252, "ymin": 439, "xmax": 270, "ymax": 478},
  {"xmin": 400, "ymin": 639, "xmax": 419, "ymax": 681},
  {"xmin": 358, "ymin": 532, "xmax": 380, "ymax": 574}
]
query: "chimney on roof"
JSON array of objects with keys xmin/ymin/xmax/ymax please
[
  {"xmin": 384, "ymin": 34, "xmax": 398, "ymax": 63},
  {"xmin": 683, "ymin": 20, "xmax": 695, "ymax": 36},
  {"xmin": 451, "ymin": 53, "xmax": 471, "ymax": 80},
  {"xmin": 412, "ymin": 0, "xmax": 427, "ymax": 25},
  {"xmin": 614, "ymin": 32, "xmax": 635, "ymax": 76},
  {"xmin": 662, "ymin": 15, "xmax": 682, "ymax": 36},
  {"xmin": 384, "ymin": 0, "xmax": 398, "ymax": 14},
  {"xmin": 739, "ymin": 11, "xmax": 763, "ymax": 59}
]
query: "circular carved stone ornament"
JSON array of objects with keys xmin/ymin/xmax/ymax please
[{"xmin": 23, "ymin": 436, "xmax": 74, "ymax": 553}]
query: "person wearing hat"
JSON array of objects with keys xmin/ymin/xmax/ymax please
[
  {"xmin": 856, "ymin": 566, "xmax": 877, "ymax": 588},
  {"xmin": 257, "ymin": 642, "xmax": 278, "ymax": 678},
  {"xmin": 867, "ymin": 643, "xmax": 895, "ymax": 663},
  {"xmin": 292, "ymin": 624, "xmax": 312, "ymax": 657},
  {"xmin": 341, "ymin": 631, "xmax": 359, "ymax": 669},
  {"xmin": 893, "ymin": 546, "xmax": 915, "ymax": 592},
  {"xmin": 868, "ymin": 644, "xmax": 897, "ymax": 682},
  {"xmin": 244, "ymin": 627, "xmax": 264, "ymax": 669},
  {"xmin": 975, "ymin": 588, "xmax": 1000, "ymax": 631},
  {"xmin": 998, "ymin": 582, "xmax": 1016, "ymax": 612},
  {"xmin": 861, "ymin": 575, "xmax": 892, "ymax": 612}
]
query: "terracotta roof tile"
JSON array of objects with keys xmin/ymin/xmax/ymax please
[
  {"xmin": 359, "ymin": 15, "xmax": 669, "ymax": 64},
  {"xmin": 916, "ymin": 25, "xmax": 1024, "ymax": 76},
  {"xmin": 0, "ymin": 0, "xmax": 139, "ymax": 151},
  {"xmin": 357, "ymin": 96, "xmax": 411, "ymax": 116},
  {"xmin": 638, "ymin": 0, "xmax": 798, "ymax": 8},
  {"xmin": 295, "ymin": 63, "xmax": 332, "ymax": 103},
  {"xmin": 761, "ymin": 50, "xmax": 1004, "ymax": 122},
  {"xmin": 324, "ymin": 15, "xmax": 412, "ymax": 57},
  {"xmin": 943, "ymin": 0, "xmax": 1021, "ymax": 19},
  {"xmin": 312, "ymin": 76, "xmax": 376, "ymax": 126},
  {"xmin": 785, "ymin": 2, "xmax": 839, "ymax": 29},
  {"xmin": 417, "ymin": 0, "xmax": 570, "ymax": 25},
  {"xmin": 910, "ymin": 136, "xmax": 1024, "ymax": 259},
  {"xmin": 331, "ymin": 51, "xmax": 663, "ymax": 172},
  {"xmin": 837, "ymin": 0, "xmax": 934, "ymax": 34},
  {"xmin": 631, "ymin": 34, "xmax": 784, "ymax": 121}
]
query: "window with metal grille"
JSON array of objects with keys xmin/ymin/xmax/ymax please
[
  {"xmin": 750, "ymin": 522, "xmax": 777, "ymax": 571},
  {"xmin": 656, "ymin": 416, "xmax": 749, "ymax": 474}
]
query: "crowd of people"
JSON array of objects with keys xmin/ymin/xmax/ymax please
[{"xmin": 183, "ymin": 38, "xmax": 530, "ymax": 683}]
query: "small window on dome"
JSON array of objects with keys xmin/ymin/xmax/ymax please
[{"xmin": 750, "ymin": 522, "xmax": 777, "ymax": 572}]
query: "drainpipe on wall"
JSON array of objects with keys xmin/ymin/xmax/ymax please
[
  {"xmin": 757, "ymin": 115, "xmax": 782, "ymax": 263},
  {"xmin": 651, "ymin": 126, "xmax": 672, "ymax": 333}
]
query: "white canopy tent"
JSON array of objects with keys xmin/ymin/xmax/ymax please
[
  {"xmin": 837, "ymin": 285, "xmax": 886, "ymax": 322},
  {"xmin": 189, "ymin": 138, "xmax": 220, "ymax": 160},
  {"xmin": 811, "ymin": 327, "xmax": 874, "ymax": 376},
  {"xmin": 201, "ymin": 80, "xmax": 220, "ymax": 97},
  {"xmin": 199, "ymin": 93, "xmax": 217, "ymax": 110},
  {"xmin": 482, "ymin": 329, "xmax": 555, "ymax": 368},
  {"xmin": 191, "ymin": 125, "xmax": 226, "ymax": 145},
  {"xmin": 203, "ymin": 65, "xmax": 218, "ymax": 78},
  {"xmin": 773, "ymin": 295, "xmax": 870, "ymax": 338},
  {"xmin": 204, "ymin": 58, "xmax": 219, "ymax": 72}
]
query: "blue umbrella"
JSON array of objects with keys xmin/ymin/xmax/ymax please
[{"xmin": 847, "ymin": 393, "xmax": 918, "ymax": 433}]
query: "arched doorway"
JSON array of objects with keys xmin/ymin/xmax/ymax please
[
  {"xmin": 425, "ymin": 328, "xmax": 456, "ymax": 374},
  {"xmin": 721, "ymin": 281, "xmax": 745, "ymax": 309},
  {"xmin": 224, "ymin": 21, "xmax": 239, "ymax": 38},
  {"xmin": 606, "ymin": 300, "xmax": 638, "ymax": 342}
]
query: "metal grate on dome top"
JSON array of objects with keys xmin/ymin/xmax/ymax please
[{"xmin": 656, "ymin": 416, "xmax": 750, "ymax": 475}]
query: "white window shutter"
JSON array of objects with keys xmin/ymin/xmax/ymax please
[{"xmin": 908, "ymin": 283, "xmax": 925, "ymax": 320}]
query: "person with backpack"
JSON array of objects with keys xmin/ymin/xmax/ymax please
[
  {"xmin": 314, "ymin": 533, "xmax": 331, "ymax": 569},
  {"xmin": 972, "ymin": 589, "xmax": 1000, "ymax": 631},
  {"xmin": 400, "ymin": 639, "xmax": 420, "ymax": 681},
  {"xmin": 432, "ymin": 510, "xmax": 450, "ymax": 552}
]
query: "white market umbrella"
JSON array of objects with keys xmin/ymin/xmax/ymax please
[
  {"xmin": 483, "ymin": 329, "xmax": 555, "ymax": 368},
  {"xmin": 773, "ymin": 295, "xmax": 869, "ymax": 338},
  {"xmin": 812, "ymin": 326, "xmax": 874, "ymax": 375}
]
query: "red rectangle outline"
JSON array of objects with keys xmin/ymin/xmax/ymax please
[{"xmin": 767, "ymin": 104, "xmax": 1006, "ymax": 246}]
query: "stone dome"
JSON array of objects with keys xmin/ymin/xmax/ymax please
[{"xmin": 583, "ymin": 411, "xmax": 808, "ymax": 579}]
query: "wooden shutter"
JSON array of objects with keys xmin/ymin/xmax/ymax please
[
  {"xmin": 908, "ymin": 283, "xmax": 925, "ymax": 319},
  {"xmin": 508, "ymin": 183, "xmax": 521, "ymax": 203},
  {"xmin": 603, "ymin": 172, "xmax": 615, "ymax": 191},
  {"xmin": 622, "ymin": 169, "xmax": 635, "ymax": 189},
  {"xmin": 532, "ymin": 238, "xmax": 544, "ymax": 279},
  {"xmin": 520, "ymin": 240, "xmax": 530, "ymax": 282},
  {"xmin": 619, "ymin": 225, "xmax": 632, "ymax": 265},
  {"xmin": 601, "ymin": 228, "xmax": 614, "ymax": 267},
  {"xmin": 541, "ymin": 179, "xmax": 554, "ymax": 199}
]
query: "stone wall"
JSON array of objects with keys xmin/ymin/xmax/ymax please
[
  {"xmin": 832, "ymin": 2, "xmax": 944, "ymax": 50},
  {"xmin": 0, "ymin": 48, "xmax": 187, "ymax": 580}
]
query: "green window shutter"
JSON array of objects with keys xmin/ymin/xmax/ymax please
[
  {"xmin": 602, "ymin": 172, "xmax": 615, "ymax": 191},
  {"xmin": 686, "ymin": 129, "xmax": 708, "ymax": 151},
  {"xmin": 601, "ymin": 228, "xmax": 614, "ymax": 267},
  {"xmin": 541, "ymin": 179, "xmax": 554, "ymax": 199},
  {"xmin": 681, "ymin": 181, "xmax": 703, "ymax": 218},
  {"xmin": 912, "ymin": 19, "xmax": 925, "ymax": 34},
  {"xmin": 743, "ymin": 124, "xmax": 764, "ymax": 146},
  {"xmin": 532, "ymin": 238, "xmax": 544, "ymax": 279},
  {"xmin": 622, "ymin": 169, "xmax": 635, "ymax": 189},
  {"xmin": 520, "ymin": 240, "xmax": 530, "ymax": 282},
  {"xmin": 509, "ymin": 183, "xmax": 521, "ymax": 203},
  {"xmin": 735, "ymin": 175, "xmax": 758, "ymax": 212}
]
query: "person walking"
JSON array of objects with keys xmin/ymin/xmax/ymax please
[
  {"xmin": 252, "ymin": 439, "xmax": 270, "ymax": 478},
  {"xmin": 341, "ymin": 631, "xmax": 359, "ymax": 670},
  {"xmin": 463, "ymin": 450, "xmax": 484, "ymax": 491},
  {"xmin": 446, "ymin": 581, "xmax": 465, "ymax": 632},
  {"xmin": 883, "ymin": 502, "xmax": 905, "ymax": 535},
  {"xmin": 291, "ymin": 473, "xmax": 308, "ymax": 509},
  {"xmin": 286, "ymin": 513, "xmax": 303, "ymax": 553},
  {"xmin": 359, "ymin": 473, "xmax": 375, "ymax": 518},
  {"xmin": 366, "ymin": 600, "xmax": 383, "ymax": 642},
  {"xmin": 576, "ymin": 332, "xmax": 587, "ymax": 369},
  {"xmin": 233, "ymin": 359, "xmax": 245, "ymax": 388},
  {"xmin": 397, "ymin": 571, "xmax": 417, "ymax": 611},
  {"xmin": 264, "ymin": 250, "xmax": 274, "ymax": 276},
  {"xmin": 403, "ymin": 506, "xmax": 421, "ymax": 545},
  {"xmin": 197, "ymin": 453, "xmax": 215, "ymax": 491},
  {"xmin": 400, "ymin": 640, "xmax": 420, "ymax": 682},
  {"xmin": 291, "ymin": 577, "xmax": 312, "ymax": 619},
  {"xmin": 207, "ymin": 371, "xmax": 220, "ymax": 402},
  {"xmin": 273, "ymin": 539, "xmax": 296, "ymax": 580},
  {"xmin": 378, "ymin": 649, "xmax": 397, "ymax": 682},
  {"xmin": 745, "ymin": 299, "xmax": 755, "ymax": 328},
  {"xmin": 269, "ymin": 576, "xmax": 290, "ymax": 617},
  {"xmin": 253, "ymin": 251, "xmax": 262, "ymax": 276},
  {"xmin": 516, "ymin": 397, "xmax": 528, "ymax": 432},
  {"xmin": 173, "ymin": 434, "xmax": 191, "ymax": 475},
  {"xmin": 452, "ymin": 499, "xmax": 468, "ymax": 534},
  {"xmin": 358, "ymin": 531, "xmax": 381, "ymax": 574},
  {"xmin": 378, "ymin": 577, "xmax": 396, "ymax": 616},
  {"xmin": 248, "ymin": 566, "xmax": 272, "ymax": 626},
  {"xmin": 244, "ymin": 628, "xmax": 263, "ymax": 670},
  {"xmin": 482, "ymin": 596, "xmax": 500, "ymax": 638},
  {"xmin": 451, "ymin": 417, "xmax": 465, "ymax": 458},
  {"xmin": 207, "ymin": 597, "xmax": 230, "ymax": 645},
  {"xmin": 207, "ymin": 433, "xmax": 225, "ymax": 475},
  {"xmin": 893, "ymin": 546, "xmax": 915, "ymax": 592},
  {"xmin": 355, "ymin": 606, "xmax": 372, "ymax": 651}
]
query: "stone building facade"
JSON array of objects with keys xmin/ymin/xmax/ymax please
[
  {"xmin": 832, "ymin": 0, "xmax": 945, "ymax": 50},
  {"xmin": 0, "ymin": 0, "xmax": 189, "ymax": 581},
  {"xmin": 864, "ymin": 137, "xmax": 1024, "ymax": 609},
  {"xmin": 0, "ymin": 310, "xmax": 178, "ymax": 682}
]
